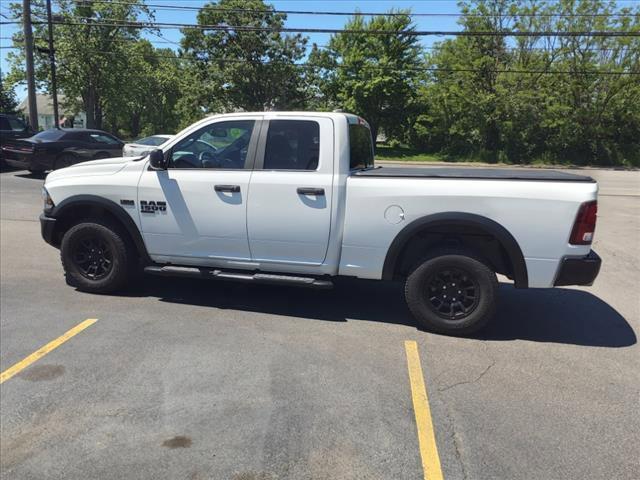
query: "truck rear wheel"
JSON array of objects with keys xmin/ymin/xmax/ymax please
[
  {"xmin": 405, "ymin": 249, "xmax": 498, "ymax": 335},
  {"xmin": 60, "ymin": 220, "xmax": 132, "ymax": 293}
]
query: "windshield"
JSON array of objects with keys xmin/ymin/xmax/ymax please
[
  {"xmin": 349, "ymin": 123, "xmax": 374, "ymax": 170},
  {"xmin": 0, "ymin": 116, "xmax": 27, "ymax": 131}
]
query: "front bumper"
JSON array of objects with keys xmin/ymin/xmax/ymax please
[
  {"xmin": 40, "ymin": 213, "xmax": 58, "ymax": 247},
  {"xmin": 554, "ymin": 250, "xmax": 601, "ymax": 286}
]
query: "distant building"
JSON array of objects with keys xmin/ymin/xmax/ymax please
[{"xmin": 18, "ymin": 94, "xmax": 87, "ymax": 130}]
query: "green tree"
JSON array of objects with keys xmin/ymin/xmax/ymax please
[
  {"xmin": 540, "ymin": 0, "xmax": 640, "ymax": 165},
  {"xmin": 413, "ymin": 0, "xmax": 639, "ymax": 166},
  {"xmin": 109, "ymin": 41, "xmax": 183, "ymax": 137},
  {"xmin": 0, "ymin": 72, "xmax": 20, "ymax": 114},
  {"xmin": 7, "ymin": 0, "xmax": 153, "ymax": 129},
  {"xmin": 308, "ymin": 10, "xmax": 424, "ymax": 144},
  {"xmin": 410, "ymin": 0, "xmax": 515, "ymax": 159},
  {"xmin": 181, "ymin": 0, "xmax": 308, "ymax": 112}
]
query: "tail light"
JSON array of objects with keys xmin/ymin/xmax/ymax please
[
  {"xmin": 7, "ymin": 142, "xmax": 34, "ymax": 152},
  {"xmin": 569, "ymin": 201, "xmax": 597, "ymax": 245}
]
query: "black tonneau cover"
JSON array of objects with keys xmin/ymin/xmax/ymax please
[{"xmin": 353, "ymin": 166, "xmax": 595, "ymax": 182}]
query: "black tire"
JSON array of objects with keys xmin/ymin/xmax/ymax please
[
  {"xmin": 405, "ymin": 249, "xmax": 498, "ymax": 336},
  {"xmin": 60, "ymin": 219, "xmax": 133, "ymax": 293},
  {"xmin": 28, "ymin": 168, "xmax": 45, "ymax": 174},
  {"xmin": 55, "ymin": 153, "xmax": 77, "ymax": 170}
]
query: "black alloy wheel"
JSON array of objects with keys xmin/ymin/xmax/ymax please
[
  {"xmin": 60, "ymin": 220, "xmax": 133, "ymax": 293},
  {"xmin": 404, "ymin": 249, "xmax": 498, "ymax": 336},
  {"xmin": 71, "ymin": 236, "xmax": 113, "ymax": 280},
  {"xmin": 425, "ymin": 267, "xmax": 479, "ymax": 321}
]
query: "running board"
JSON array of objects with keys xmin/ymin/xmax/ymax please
[{"xmin": 144, "ymin": 266, "xmax": 333, "ymax": 289}]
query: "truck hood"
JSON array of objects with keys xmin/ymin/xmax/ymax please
[{"xmin": 45, "ymin": 156, "xmax": 140, "ymax": 181}]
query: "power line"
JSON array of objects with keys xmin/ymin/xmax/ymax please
[
  {"xmin": 5, "ymin": 17, "xmax": 640, "ymax": 38},
  {"xmin": 63, "ymin": 0, "xmax": 640, "ymax": 18},
  {"xmin": 148, "ymin": 29, "xmax": 180, "ymax": 46},
  {"xmin": 3, "ymin": 39, "xmax": 630, "ymax": 54},
  {"xmin": 7, "ymin": 43, "xmax": 637, "ymax": 75},
  {"xmin": 34, "ymin": 18, "xmax": 640, "ymax": 37},
  {"xmin": 5, "ymin": 37, "xmax": 627, "ymax": 53},
  {"xmin": 18, "ymin": 46, "xmax": 637, "ymax": 75}
]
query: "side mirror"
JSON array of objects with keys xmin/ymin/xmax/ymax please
[{"xmin": 148, "ymin": 149, "xmax": 166, "ymax": 170}]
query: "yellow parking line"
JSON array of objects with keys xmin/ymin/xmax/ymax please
[
  {"xmin": 0, "ymin": 318, "xmax": 98, "ymax": 384},
  {"xmin": 405, "ymin": 340, "xmax": 444, "ymax": 480}
]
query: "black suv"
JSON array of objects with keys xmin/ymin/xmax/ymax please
[{"xmin": 0, "ymin": 114, "xmax": 34, "ymax": 166}]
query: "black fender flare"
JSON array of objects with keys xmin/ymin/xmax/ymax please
[
  {"xmin": 382, "ymin": 212, "xmax": 528, "ymax": 288},
  {"xmin": 50, "ymin": 194, "xmax": 151, "ymax": 264}
]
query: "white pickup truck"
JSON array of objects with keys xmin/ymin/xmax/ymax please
[{"xmin": 40, "ymin": 112, "xmax": 601, "ymax": 335}]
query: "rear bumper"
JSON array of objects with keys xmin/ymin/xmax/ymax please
[
  {"xmin": 4, "ymin": 157, "xmax": 32, "ymax": 169},
  {"xmin": 554, "ymin": 250, "xmax": 601, "ymax": 286},
  {"xmin": 2, "ymin": 149, "xmax": 53, "ymax": 171},
  {"xmin": 40, "ymin": 213, "xmax": 58, "ymax": 247}
]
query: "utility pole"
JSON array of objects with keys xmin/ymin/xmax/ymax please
[
  {"xmin": 22, "ymin": 0, "xmax": 38, "ymax": 130},
  {"xmin": 45, "ymin": 0, "xmax": 59, "ymax": 128}
]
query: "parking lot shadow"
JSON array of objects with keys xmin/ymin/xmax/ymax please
[
  {"xmin": 14, "ymin": 171, "xmax": 47, "ymax": 180},
  {"xmin": 139, "ymin": 276, "xmax": 416, "ymax": 327},
  {"xmin": 479, "ymin": 285, "xmax": 635, "ymax": 347},
  {"xmin": 135, "ymin": 277, "xmax": 635, "ymax": 348}
]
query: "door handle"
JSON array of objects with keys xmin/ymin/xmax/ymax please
[
  {"xmin": 297, "ymin": 187, "xmax": 325, "ymax": 196},
  {"xmin": 214, "ymin": 185, "xmax": 241, "ymax": 193}
]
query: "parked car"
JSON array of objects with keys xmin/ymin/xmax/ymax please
[
  {"xmin": 0, "ymin": 113, "xmax": 35, "ymax": 166},
  {"xmin": 2, "ymin": 128, "xmax": 123, "ymax": 173},
  {"xmin": 122, "ymin": 134, "xmax": 173, "ymax": 157},
  {"xmin": 39, "ymin": 112, "xmax": 601, "ymax": 336}
]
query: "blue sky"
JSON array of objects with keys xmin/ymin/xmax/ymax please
[{"xmin": 0, "ymin": 0, "xmax": 468, "ymax": 100}]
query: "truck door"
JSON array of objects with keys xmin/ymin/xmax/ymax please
[
  {"xmin": 247, "ymin": 117, "xmax": 334, "ymax": 265},
  {"xmin": 138, "ymin": 118, "xmax": 260, "ymax": 264}
]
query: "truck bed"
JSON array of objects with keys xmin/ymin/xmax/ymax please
[{"xmin": 354, "ymin": 166, "xmax": 595, "ymax": 182}]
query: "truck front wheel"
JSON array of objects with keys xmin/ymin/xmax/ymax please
[
  {"xmin": 405, "ymin": 249, "xmax": 498, "ymax": 335},
  {"xmin": 60, "ymin": 220, "xmax": 132, "ymax": 293}
]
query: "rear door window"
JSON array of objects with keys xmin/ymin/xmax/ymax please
[
  {"xmin": 348, "ymin": 124, "xmax": 374, "ymax": 170},
  {"xmin": 90, "ymin": 133, "xmax": 121, "ymax": 145},
  {"xmin": 33, "ymin": 129, "xmax": 66, "ymax": 141},
  {"xmin": 262, "ymin": 120, "xmax": 320, "ymax": 171}
]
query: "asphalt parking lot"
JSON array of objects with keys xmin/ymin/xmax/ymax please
[{"xmin": 1, "ymin": 165, "xmax": 639, "ymax": 480}]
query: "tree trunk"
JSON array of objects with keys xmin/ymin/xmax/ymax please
[
  {"xmin": 130, "ymin": 112, "xmax": 141, "ymax": 138},
  {"xmin": 95, "ymin": 102, "xmax": 103, "ymax": 130},
  {"xmin": 82, "ymin": 85, "xmax": 103, "ymax": 129},
  {"xmin": 371, "ymin": 124, "xmax": 379, "ymax": 153},
  {"xmin": 83, "ymin": 90, "xmax": 96, "ymax": 128}
]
